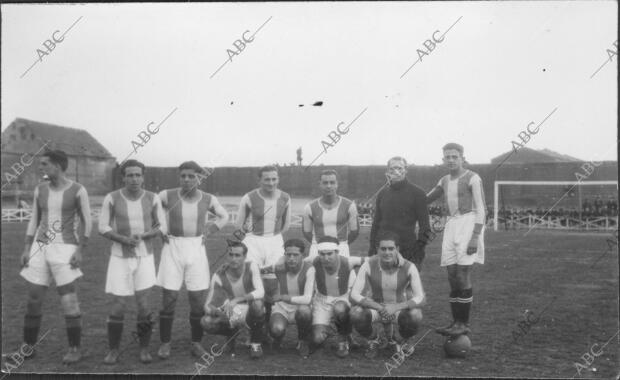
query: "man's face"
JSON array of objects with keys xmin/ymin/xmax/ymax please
[
  {"xmin": 227, "ymin": 246, "xmax": 246, "ymax": 269},
  {"xmin": 259, "ymin": 171, "xmax": 279, "ymax": 192},
  {"xmin": 442, "ymin": 149, "xmax": 464, "ymax": 171},
  {"xmin": 39, "ymin": 157, "xmax": 60, "ymax": 179},
  {"xmin": 284, "ymin": 246, "xmax": 303, "ymax": 272},
  {"xmin": 179, "ymin": 169, "xmax": 199, "ymax": 192},
  {"xmin": 378, "ymin": 239, "xmax": 399, "ymax": 266},
  {"xmin": 386, "ymin": 159, "xmax": 406, "ymax": 183},
  {"xmin": 319, "ymin": 174, "xmax": 338, "ymax": 197},
  {"xmin": 318, "ymin": 248, "xmax": 339, "ymax": 268},
  {"xmin": 123, "ymin": 166, "xmax": 144, "ymax": 191}
]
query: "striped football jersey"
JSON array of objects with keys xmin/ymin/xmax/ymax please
[
  {"xmin": 26, "ymin": 180, "xmax": 91, "ymax": 245},
  {"xmin": 436, "ymin": 170, "xmax": 486, "ymax": 224},
  {"xmin": 159, "ymin": 188, "xmax": 228, "ymax": 237},
  {"xmin": 351, "ymin": 256, "xmax": 425, "ymax": 305},
  {"xmin": 313, "ymin": 255, "xmax": 357, "ymax": 297},
  {"xmin": 98, "ymin": 189, "xmax": 166, "ymax": 257},
  {"xmin": 236, "ymin": 189, "xmax": 291, "ymax": 237},
  {"xmin": 303, "ymin": 196, "xmax": 358, "ymax": 242}
]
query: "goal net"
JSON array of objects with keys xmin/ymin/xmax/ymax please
[{"xmin": 493, "ymin": 180, "xmax": 618, "ymax": 231}]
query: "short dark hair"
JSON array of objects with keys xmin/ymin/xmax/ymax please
[
  {"xmin": 42, "ymin": 150, "xmax": 68, "ymax": 171},
  {"xmin": 178, "ymin": 161, "xmax": 206, "ymax": 175},
  {"xmin": 258, "ymin": 165, "xmax": 278, "ymax": 178},
  {"xmin": 387, "ymin": 156, "xmax": 408, "ymax": 168},
  {"xmin": 320, "ymin": 169, "xmax": 338, "ymax": 180},
  {"xmin": 443, "ymin": 143, "xmax": 464, "ymax": 156},
  {"xmin": 284, "ymin": 238, "xmax": 306, "ymax": 253},
  {"xmin": 227, "ymin": 241, "xmax": 248, "ymax": 255},
  {"xmin": 376, "ymin": 230, "xmax": 400, "ymax": 247},
  {"xmin": 120, "ymin": 159, "xmax": 145, "ymax": 176},
  {"xmin": 317, "ymin": 236, "xmax": 340, "ymax": 245}
]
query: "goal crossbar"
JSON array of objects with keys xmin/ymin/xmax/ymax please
[{"xmin": 493, "ymin": 180, "xmax": 618, "ymax": 231}]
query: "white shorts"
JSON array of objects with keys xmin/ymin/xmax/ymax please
[
  {"xmin": 312, "ymin": 293, "xmax": 350, "ymax": 326},
  {"xmin": 20, "ymin": 243, "xmax": 83, "ymax": 287},
  {"xmin": 441, "ymin": 213, "xmax": 485, "ymax": 266},
  {"xmin": 308, "ymin": 241, "xmax": 350, "ymax": 260},
  {"xmin": 156, "ymin": 236, "xmax": 210, "ymax": 291},
  {"xmin": 105, "ymin": 254, "xmax": 156, "ymax": 296},
  {"xmin": 222, "ymin": 300, "xmax": 249, "ymax": 329},
  {"xmin": 272, "ymin": 301, "xmax": 307, "ymax": 324},
  {"xmin": 243, "ymin": 234, "xmax": 284, "ymax": 279}
]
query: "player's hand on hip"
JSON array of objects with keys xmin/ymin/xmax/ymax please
[
  {"xmin": 161, "ymin": 233, "xmax": 170, "ymax": 244},
  {"xmin": 70, "ymin": 247, "xmax": 82, "ymax": 269},
  {"xmin": 467, "ymin": 237, "xmax": 478, "ymax": 255},
  {"xmin": 20, "ymin": 247, "xmax": 31, "ymax": 268}
]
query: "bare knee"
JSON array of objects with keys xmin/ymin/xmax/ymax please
[
  {"xmin": 349, "ymin": 306, "xmax": 367, "ymax": 325},
  {"xmin": 162, "ymin": 289, "xmax": 178, "ymax": 314},
  {"xmin": 136, "ymin": 292, "xmax": 150, "ymax": 317},
  {"xmin": 188, "ymin": 290, "xmax": 206, "ymax": 314},
  {"xmin": 269, "ymin": 319, "xmax": 287, "ymax": 338},
  {"xmin": 60, "ymin": 293, "xmax": 81, "ymax": 316},
  {"xmin": 399, "ymin": 308, "xmax": 422, "ymax": 338},
  {"xmin": 110, "ymin": 297, "xmax": 127, "ymax": 318},
  {"xmin": 295, "ymin": 306, "xmax": 312, "ymax": 324},
  {"xmin": 333, "ymin": 301, "xmax": 350, "ymax": 319},
  {"xmin": 311, "ymin": 326, "xmax": 327, "ymax": 345},
  {"xmin": 249, "ymin": 299, "xmax": 265, "ymax": 317},
  {"xmin": 201, "ymin": 316, "xmax": 219, "ymax": 333}
]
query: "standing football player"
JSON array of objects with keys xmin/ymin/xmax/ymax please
[
  {"xmin": 19, "ymin": 150, "xmax": 91, "ymax": 363},
  {"xmin": 302, "ymin": 169, "xmax": 359, "ymax": 260},
  {"xmin": 235, "ymin": 165, "xmax": 291, "ymax": 324},
  {"xmin": 201, "ymin": 241, "xmax": 266, "ymax": 358},
  {"xmin": 156, "ymin": 161, "xmax": 228, "ymax": 359},
  {"xmin": 427, "ymin": 143, "xmax": 486, "ymax": 336},
  {"xmin": 368, "ymin": 157, "xmax": 431, "ymax": 272},
  {"xmin": 261, "ymin": 238, "xmax": 315, "ymax": 358},
  {"xmin": 350, "ymin": 231, "xmax": 425, "ymax": 359},
  {"xmin": 99, "ymin": 159, "xmax": 167, "ymax": 364}
]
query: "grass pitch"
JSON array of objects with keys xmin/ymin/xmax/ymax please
[{"xmin": 1, "ymin": 223, "xmax": 618, "ymax": 377}]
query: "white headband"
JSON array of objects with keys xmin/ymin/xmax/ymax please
[{"xmin": 317, "ymin": 242, "xmax": 338, "ymax": 251}]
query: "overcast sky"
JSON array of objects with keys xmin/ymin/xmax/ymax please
[{"xmin": 1, "ymin": 2, "xmax": 617, "ymax": 167}]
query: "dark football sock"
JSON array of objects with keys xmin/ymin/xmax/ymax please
[
  {"xmin": 137, "ymin": 315, "xmax": 153, "ymax": 348},
  {"xmin": 264, "ymin": 302, "xmax": 272, "ymax": 324},
  {"xmin": 247, "ymin": 307, "xmax": 266, "ymax": 344},
  {"xmin": 459, "ymin": 288, "xmax": 473, "ymax": 324},
  {"xmin": 159, "ymin": 311, "xmax": 174, "ymax": 343},
  {"xmin": 107, "ymin": 315, "xmax": 124, "ymax": 350},
  {"xmin": 335, "ymin": 312, "xmax": 352, "ymax": 336},
  {"xmin": 23, "ymin": 314, "xmax": 42, "ymax": 346},
  {"xmin": 190, "ymin": 311, "xmax": 204, "ymax": 343},
  {"xmin": 449, "ymin": 290, "xmax": 458, "ymax": 322},
  {"xmin": 65, "ymin": 314, "xmax": 82, "ymax": 347}
]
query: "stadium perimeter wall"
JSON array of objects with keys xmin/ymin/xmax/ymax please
[{"xmin": 132, "ymin": 161, "xmax": 617, "ymax": 208}]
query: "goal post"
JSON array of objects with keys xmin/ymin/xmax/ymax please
[{"xmin": 493, "ymin": 180, "xmax": 618, "ymax": 231}]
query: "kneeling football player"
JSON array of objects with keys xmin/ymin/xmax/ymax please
[
  {"xmin": 201, "ymin": 241, "xmax": 266, "ymax": 359},
  {"xmin": 262, "ymin": 238, "xmax": 315, "ymax": 358},
  {"xmin": 310, "ymin": 236, "xmax": 369, "ymax": 358},
  {"xmin": 350, "ymin": 230, "xmax": 425, "ymax": 359}
]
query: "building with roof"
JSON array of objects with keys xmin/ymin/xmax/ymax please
[
  {"xmin": 1, "ymin": 118, "xmax": 116, "ymax": 199},
  {"xmin": 490, "ymin": 147, "xmax": 582, "ymax": 165}
]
